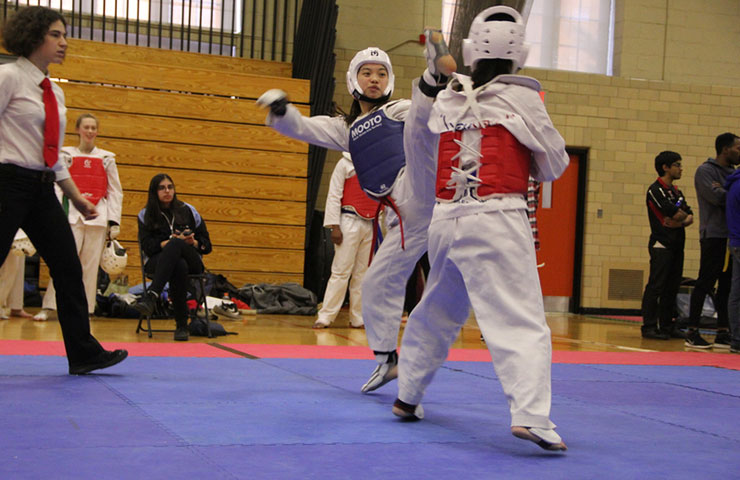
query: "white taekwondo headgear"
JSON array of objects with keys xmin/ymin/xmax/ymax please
[
  {"xmin": 462, "ymin": 5, "xmax": 529, "ymax": 71},
  {"xmin": 100, "ymin": 239, "xmax": 128, "ymax": 276},
  {"xmin": 346, "ymin": 47, "xmax": 395, "ymax": 101}
]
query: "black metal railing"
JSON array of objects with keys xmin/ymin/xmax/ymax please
[{"xmin": 1, "ymin": 0, "xmax": 300, "ymax": 60}]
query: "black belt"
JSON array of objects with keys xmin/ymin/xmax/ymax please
[
  {"xmin": 0, "ymin": 163, "xmax": 56, "ymax": 183},
  {"xmin": 341, "ymin": 208, "xmax": 358, "ymax": 216}
]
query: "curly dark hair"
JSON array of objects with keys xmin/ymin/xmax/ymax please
[{"xmin": 1, "ymin": 7, "xmax": 66, "ymax": 58}]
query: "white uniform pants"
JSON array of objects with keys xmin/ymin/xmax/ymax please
[
  {"xmin": 43, "ymin": 220, "xmax": 107, "ymax": 314},
  {"xmin": 361, "ymin": 86, "xmax": 437, "ymax": 353},
  {"xmin": 317, "ymin": 213, "xmax": 373, "ymax": 326},
  {"xmin": 398, "ymin": 209, "xmax": 556, "ymax": 429},
  {"xmin": 0, "ymin": 253, "xmax": 25, "ymax": 310}
]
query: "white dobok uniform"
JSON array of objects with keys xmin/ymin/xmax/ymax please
[
  {"xmin": 0, "ymin": 230, "xmax": 29, "ymax": 312},
  {"xmin": 268, "ymin": 84, "xmax": 437, "ymax": 353},
  {"xmin": 43, "ymin": 146, "xmax": 123, "ymax": 314},
  {"xmin": 318, "ymin": 154, "xmax": 374, "ymax": 327},
  {"xmin": 397, "ymin": 74, "xmax": 569, "ymax": 429}
]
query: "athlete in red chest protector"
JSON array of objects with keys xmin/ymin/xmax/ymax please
[
  {"xmin": 35, "ymin": 113, "xmax": 123, "ymax": 321},
  {"xmin": 393, "ymin": 6, "xmax": 569, "ymax": 452}
]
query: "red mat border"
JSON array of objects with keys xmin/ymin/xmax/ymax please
[{"xmin": 1, "ymin": 340, "xmax": 738, "ymax": 370}]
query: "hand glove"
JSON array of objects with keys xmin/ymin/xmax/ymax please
[
  {"xmin": 421, "ymin": 28, "xmax": 457, "ymax": 91},
  {"xmin": 108, "ymin": 224, "xmax": 120, "ymax": 240},
  {"xmin": 256, "ymin": 89, "xmax": 289, "ymax": 116}
]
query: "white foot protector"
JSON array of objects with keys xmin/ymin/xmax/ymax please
[
  {"xmin": 360, "ymin": 355, "xmax": 398, "ymax": 393},
  {"xmin": 511, "ymin": 426, "xmax": 567, "ymax": 451}
]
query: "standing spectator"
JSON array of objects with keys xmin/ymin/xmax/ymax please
[
  {"xmin": 314, "ymin": 152, "xmax": 378, "ymax": 329},
  {"xmin": 685, "ymin": 133, "xmax": 740, "ymax": 348},
  {"xmin": 34, "ymin": 113, "xmax": 123, "ymax": 321},
  {"xmin": 0, "ymin": 6, "xmax": 127, "ymax": 373},
  {"xmin": 641, "ymin": 151, "xmax": 693, "ymax": 340}
]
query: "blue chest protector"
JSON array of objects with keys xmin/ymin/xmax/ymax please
[{"xmin": 348, "ymin": 108, "xmax": 406, "ymax": 197}]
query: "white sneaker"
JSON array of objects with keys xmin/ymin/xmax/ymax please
[
  {"xmin": 361, "ymin": 351, "xmax": 398, "ymax": 393},
  {"xmin": 511, "ymin": 426, "xmax": 567, "ymax": 451},
  {"xmin": 213, "ymin": 302, "xmax": 240, "ymax": 320},
  {"xmin": 0, "ymin": 308, "xmax": 9, "ymax": 320},
  {"xmin": 33, "ymin": 309, "xmax": 52, "ymax": 322},
  {"xmin": 349, "ymin": 320, "xmax": 364, "ymax": 328}
]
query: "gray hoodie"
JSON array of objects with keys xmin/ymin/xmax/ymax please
[{"xmin": 694, "ymin": 158, "xmax": 735, "ymax": 239}]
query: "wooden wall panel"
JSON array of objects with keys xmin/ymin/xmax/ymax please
[
  {"xmin": 62, "ymin": 83, "xmax": 311, "ymax": 127},
  {"xmin": 27, "ymin": 39, "xmax": 312, "ymax": 290},
  {"xmin": 40, "ymin": 267, "xmax": 303, "ymax": 290},
  {"xmin": 121, "ymin": 193, "xmax": 305, "ymax": 226},
  {"xmin": 65, "ymin": 38, "xmax": 294, "ymax": 77},
  {"xmin": 117, "ymin": 165, "xmax": 306, "ymax": 202},
  {"xmin": 92, "ymin": 138, "xmax": 308, "ymax": 177},
  {"xmin": 65, "ymin": 110, "xmax": 307, "ymax": 153},
  {"xmin": 118, "ymin": 217, "xmax": 305, "ymax": 250},
  {"xmin": 50, "ymin": 56, "xmax": 310, "ymax": 102}
]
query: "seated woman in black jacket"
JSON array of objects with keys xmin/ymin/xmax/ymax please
[{"xmin": 134, "ymin": 173, "xmax": 212, "ymax": 341}]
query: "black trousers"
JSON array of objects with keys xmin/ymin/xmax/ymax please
[
  {"xmin": 689, "ymin": 237, "xmax": 731, "ymax": 329},
  {"xmin": 641, "ymin": 246, "xmax": 683, "ymax": 332},
  {"xmin": 145, "ymin": 238, "xmax": 203, "ymax": 326},
  {"xmin": 0, "ymin": 164, "xmax": 103, "ymax": 365}
]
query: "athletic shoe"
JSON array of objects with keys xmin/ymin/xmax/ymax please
[
  {"xmin": 642, "ymin": 328, "xmax": 670, "ymax": 340},
  {"xmin": 133, "ymin": 291, "xmax": 159, "ymax": 317},
  {"xmin": 361, "ymin": 351, "xmax": 398, "ymax": 393},
  {"xmin": 730, "ymin": 343, "xmax": 740, "ymax": 353},
  {"xmin": 713, "ymin": 331, "xmax": 732, "ymax": 349},
  {"xmin": 0, "ymin": 308, "xmax": 8, "ymax": 320},
  {"xmin": 511, "ymin": 426, "xmax": 567, "ymax": 451},
  {"xmin": 392, "ymin": 398, "xmax": 424, "ymax": 421},
  {"xmin": 684, "ymin": 329, "xmax": 712, "ymax": 349},
  {"xmin": 174, "ymin": 325, "xmax": 189, "ymax": 341},
  {"xmin": 214, "ymin": 302, "xmax": 240, "ymax": 320},
  {"xmin": 33, "ymin": 309, "xmax": 52, "ymax": 322},
  {"xmin": 69, "ymin": 349, "xmax": 128, "ymax": 375},
  {"xmin": 349, "ymin": 320, "xmax": 364, "ymax": 328}
]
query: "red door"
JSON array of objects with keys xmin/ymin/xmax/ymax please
[{"xmin": 536, "ymin": 153, "xmax": 580, "ymax": 297}]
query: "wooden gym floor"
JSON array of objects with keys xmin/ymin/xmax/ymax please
[{"xmin": 0, "ymin": 309, "xmax": 732, "ymax": 355}]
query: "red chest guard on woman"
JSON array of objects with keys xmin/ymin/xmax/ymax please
[
  {"xmin": 68, "ymin": 156, "xmax": 108, "ymax": 205},
  {"xmin": 341, "ymin": 175, "xmax": 381, "ymax": 219},
  {"xmin": 436, "ymin": 125, "xmax": 531, "ymax": 202}
]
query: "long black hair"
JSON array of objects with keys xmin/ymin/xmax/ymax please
[
  {"xmin": 143, "ymin": 173, "xmax": 183, "ymax": 228},
  {"xmin": 2, "ymin": 6, "xmax": 66, "ymax": 58}
]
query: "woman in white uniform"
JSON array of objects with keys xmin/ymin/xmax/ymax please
[
  {"xmin": 258, "ymin": 46, "xmax": 450, "ymax": 392},
  {"xmin": 34, "ymin": 113, "xmax": 123, "ymax": 321},
  {"xmin": 393, "ymin": 7, "xmax": 569, "ymax": 452}
]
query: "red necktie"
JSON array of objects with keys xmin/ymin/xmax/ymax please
[{"xmin": 40, "ymin": 78, "xmax": 59, "ymax": 168}]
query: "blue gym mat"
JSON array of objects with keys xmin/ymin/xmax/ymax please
[{"xmin": 0, "ymin": 355, "xmax": 738, "ymax": 479}]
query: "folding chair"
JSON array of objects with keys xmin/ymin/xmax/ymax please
[{"xmin": 135, "ymin": 239, "xmax": 212, "ymax": 338}]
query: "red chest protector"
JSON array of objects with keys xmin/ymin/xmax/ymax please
[
  {"xmin": 341, "ymin": 175, "xmax": 381, "ymax": 219},
  {"xmin": 68, "ymin": 156, "xmax": 108, "ymax": 205},
  {"xmin": 436, "ymin": 125, "xmax": 531, "ymax": 201}
]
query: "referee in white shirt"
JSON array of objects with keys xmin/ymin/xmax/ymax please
[{"xmin": 0, "ymin": 7, "xmax": 127, "ymax": 374}]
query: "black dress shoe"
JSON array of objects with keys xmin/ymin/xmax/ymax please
[
  {"xmin": 641, "ymin": 328, "xmax": 670, "ymax": 340},
  {"xmin": 69, "ymin": 349, "xmax": 129, "ymax": 375},
  {"xmin": 174, "ymin": 325, "xmax": 189, "ymax": 341}
]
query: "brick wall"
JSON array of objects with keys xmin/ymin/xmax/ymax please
[{"xmin": 314, "ymin": 0, "xmax": 740, "ymax": 309}]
